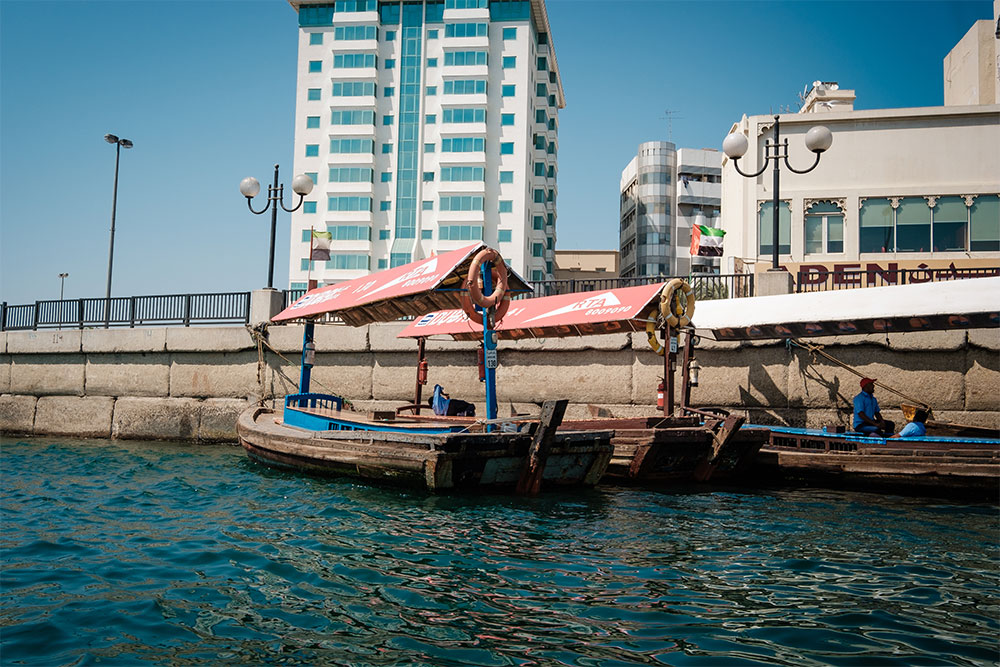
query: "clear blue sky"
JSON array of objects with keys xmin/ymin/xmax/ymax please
[{"xmin": 0, "ymin": 0, "xmax": 991, "ymax": 304}]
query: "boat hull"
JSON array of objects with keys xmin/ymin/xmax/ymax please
[
  {"xmin": 238, "ymin": 406, "xmax": 613, "ymax": 493},
  {"xmin": 754, "ymin": 427, "xmax": 1000, "ymax": 498}
]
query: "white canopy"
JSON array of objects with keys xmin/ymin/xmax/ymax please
[{"xmin": 693, "ymin": 276, "xmax": 1000, "ymax": 340}]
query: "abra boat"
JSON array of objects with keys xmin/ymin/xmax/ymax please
[
  {"xmin": 238, "ymin": 244, "xmax": 613, "ymax": 493},
  {"xmin": 397, "ymin": 280, "xmax": 769, "ymax": 485},
  {"xmin": 692, "ymin": 277, "xmax": 1000, "ymax": 498}
]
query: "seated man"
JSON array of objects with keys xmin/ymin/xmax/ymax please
[
  {"xmin": 891, "ymin": 408, "xmax": 929, "ymax": 438},
  {"xmin": 430, "ymin": 384, "xmax": 476, "ymax": 417},
  {"xmin": 853, "ymin": 377, "xmax": 895, "ymax": 436}
]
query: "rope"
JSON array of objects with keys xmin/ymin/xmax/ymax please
[
  {"xmin": 786, "ymin": 337, "xmax": 931, "ymax": 409},
  {"xmin": 244, "ymin": 322, "xmax": 347, "ymax": 407}
]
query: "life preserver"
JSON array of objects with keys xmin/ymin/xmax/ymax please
[
  {"xmin": 466, "ymin": 248, "xmax": 509, "ymax": 308},
  {"xmin": 659, "ymin": 279, "xmax": 695, "ymax": 328},
  {"xmin": 645, "ymin": 308, "xmax": 665, "ymax": 356},
  {"xmin": 461, "ymin": 289, "xmax": 511, "ymax": 325}
]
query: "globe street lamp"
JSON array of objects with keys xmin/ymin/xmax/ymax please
[
  {"xmin": 104, "ymin": 133, "xmax": 133, "ymax": 327},
  {"xmin": 723, "ymin": 116, "xmax": 832, "ymax": 271},
  {"xmin": 240, "ymin": 164, "xmax": 314, "ymax": 289}
]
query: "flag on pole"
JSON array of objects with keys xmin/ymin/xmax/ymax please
[
  {"xmin": 311, "ymin": 229, "xmax": 332, "ymax": 260},
  {"xmin": 690, "ymin": 225, "xmax": 725, "ymax": 256}
]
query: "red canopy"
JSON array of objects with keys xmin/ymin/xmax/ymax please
[
  {"xmin": 273, "ymin": 243, "xmax": 530, "ymax": 327},
  {"xmin": 398, "ymin": 282, "xmax": 668, "ymax": 341}
]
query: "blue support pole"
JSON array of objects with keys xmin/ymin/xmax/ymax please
[
  {"xmin": 481, "ymin": 262, "xmax": 498, "ymax": 430},
  {"xmin": 299, "ymin": 320, "xmax": 315, "ymax": 394}
]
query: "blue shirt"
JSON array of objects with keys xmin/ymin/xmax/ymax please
[
  {"xmin": 898, "ymin": 421, "xmax": 927, "ymax": 437},
  {"xmin": 853, "ymin": 391, "xmax": 880, "ymax": 429}
]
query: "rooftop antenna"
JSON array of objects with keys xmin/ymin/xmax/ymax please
[{"xmin": 662, "ymin": 109, "xmax": 683, "ymax": 143}]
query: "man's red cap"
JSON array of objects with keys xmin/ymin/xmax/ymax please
[{"xmin": 860, "ymin": 377, "xmax": 876, "ymax": 388}]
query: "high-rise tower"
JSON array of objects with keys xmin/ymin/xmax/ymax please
[{"xmin": 287, "ymin": 0, "xmax": 563, "ymax": 289}]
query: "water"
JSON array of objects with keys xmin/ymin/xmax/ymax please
[{"xmin": 2, "ymin": 437, "xmax": 998, "ymax": 666}]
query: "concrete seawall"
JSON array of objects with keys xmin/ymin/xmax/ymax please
[{"xmin": 1, "ymin": 325, "xmax": 997, "ymax": 442}]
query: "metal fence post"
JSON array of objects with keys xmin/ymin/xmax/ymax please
[
  {"xmin": 184, "ymin": 294, "xmax": 192, "ymax": 327},
  {"xmin": 244, "ymin": 292, "xmax": 251, "ymax": 324},
  {"xmin": 32, "ymin": 301, "xmax": 40, "ymax": 331},
  {"xmin": 129, "ymin": 297, "xmax": 136, "ymax": 328}
]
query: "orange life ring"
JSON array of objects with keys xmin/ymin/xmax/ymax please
[
  {"xmin": 461, "ymin": 289, "xmax": 511, "ymax": 326},
  {"xmin": 659, "ymin": 279, "xmax": 695, "ymax": 328},
  {"xmin": 466, "ymin": 248, "xmax": 509, "ymax": 308}
]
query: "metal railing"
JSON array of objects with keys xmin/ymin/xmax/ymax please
[
  {"xmin": 1, "ymin": 292, "xmax": 253, "ymax": 331},
  {"xmin": 795, "ymin": 266, "xmax": 999, "ymax": 293},
  {"xmin": 528, "ymin": 273, "xmax": 754, "ymax": 300}
]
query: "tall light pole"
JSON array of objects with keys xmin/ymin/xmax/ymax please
[
  {"xmin": 240, "ymin": 165, "xmax": 314, "ymax": 289},
  {"xmin": 58, "ymin": 272, "xmax": 69, "ymax": 330},
  {"xmin": 723, "ymin": 116, "xmax": 832, "ymax": 271},
  {"xmin": 104, "ymin": 133, "xmax": 133, "ymax": 327}
]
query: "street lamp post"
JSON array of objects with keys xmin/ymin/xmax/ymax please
[
  {"xmin": 58, "ymin": 273, "xmax": 69, "ymax": 330},
  {"xmin": 723, "ymin": 116, "xmax": 833, "ymax": 271},
  {"xmin": 240, "ymin": 164, "xmax": 314, "ymax": 289},
  {"xmin": 104, "ymin": 133, "xmax": 133, "ymax": 327}
]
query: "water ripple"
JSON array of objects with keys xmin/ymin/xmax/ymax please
[{"xmin": 1, "ymin": 437, "xmax": 997, "ymax": 666}]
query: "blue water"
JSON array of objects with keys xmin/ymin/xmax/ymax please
[{"xmin": 2, "ymin": 437, "xmax": 998, "ymax": 666}]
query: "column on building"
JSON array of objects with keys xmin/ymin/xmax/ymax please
[{"xmin": 287, "ymin": 0, "xmax": 564, "ymax": 290}]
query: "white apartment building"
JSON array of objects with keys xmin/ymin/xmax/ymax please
[
  {"xmin": 287, "ymin": 0, "xmax": 563, "ymax": 290},
  {"xmin": 619, "ymin": 143, "xmax": 722, "ymax": 278}
]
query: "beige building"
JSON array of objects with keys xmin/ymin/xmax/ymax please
[
  {"xmin": 943, "ymin": 4, "xmax": 999, "ymax": 106},
  {"xmin": 552, "ymin": 249, "xmax": 619, "ymax": 280}
]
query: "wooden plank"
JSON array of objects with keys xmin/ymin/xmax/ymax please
[{"xmin": 516, "ymin": 399, "xmax": 568, "ymax": 495}]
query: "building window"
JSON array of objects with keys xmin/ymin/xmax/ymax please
[
  {"xmin": 502, "ymin": 27, "xmax": 517, "ymax": 39},
  {"xmin": 445, "ymin": 51, "xmax": 488, "ymax": 66},
  {"xmin": 328, "ymin": 196, "xmax": 373, "ymax": 211},
  {"xmin": 422, "ymin": 200, "xmax": 433, "ymax": 210},
  {"xmin": 533, "ymin": 216, "xmax": 544, "ymax": 230},
  {"xmin": 379, "ymin": 229, "xmax": 391, "ymax": 240},
  {"xmin": 335, "ymin": 0, "xmax": 376, "ymax": 11},
  {"xmin": 443, "ymin": 107, "xmax": 485, "ymax": 123},
  {"xmin": 332, "ymin": 81, "xmax": 376, "ymax": 96},
  {"xmin": 308, "ymin": 88, "xmax": 322, "ymax": 100},
  {"xmin": 443, "ymin": 79, "xmax": 487, "ymax": 95},
  {"xmin": 536, "ymin": 83, "xmax": 547, "ymax": 97},
  {"xmin": 804, "ymin": 202, "xmax": 844, "ymax": 254},
  {"xmin": 426, "ymin": 86, "xmax": 437, "ymax": 95},
  {"xmin": 535, "ymin": 109, "xmax": 546, "ymax": 124},
  {"xmin": 533, "ymin": 189, "xmax": 544, "ymax": 203},
  {"xmin": 859, "ymin": 198, "xmax": 893, "ymax": 253},
  {"xmin": 306, "ymin": 116, "xmax": 321, "ymax": 129},
  {"xmin": 441, "ymin": 166, "xmax": 484, "ymax": 181},
  {"xmin": 932, "ymin": 196, "xmax": 968, "ymax": 251},
  {"xmin": 385, "ymin": 29, "xmax": 396, "ymax": 41},
  {"xmin": 308, "ymin": 60, "xmax": 322, "ymax": 72},
  {"xmin": 501, "ymin": 84, "xmax": 515, "ymax": 97},
  {"xmin": 424, "ymin": 142, "xmax": 435, "ymax": 153},
  {"xmin": 427, "ymin": 57, "xmax": 438, "ymax": 68},
  {"xmin": 502, "ymin": 56, "xmax": 516, "ymax": 69},
  {"xmin": 531, "ymin": 269, "xmax": 544, "ymax": 281},
  {"xmin": 425, "ymin": 114, "xmax": 436, "ymax": 124},
  {"xmin": 498, "ymin": 229, "xmax": 512, "ymax": 243},
  {"xmin": 330, "ymin": 138, "xmax": 375, "ymax": 153},
  {"xmin": 970, "ymin": 194, "xmax": 1000, "ymax": 251},
  {"xmin": 534, "ymin": 162, "xmax": 545, "ymax": 177},
  {"xmin": 303, "ymin": 201, "xmax": 317, "ymax": 214},
  {"xmin": 499, "ymin": 171, "xmax": 513, "ymax": 183},
  {"xmin": 427, "ymin": 29, "xmax": 438, "ymax": 39},
  {"xmin": 537, "ymin": 56, "xmax": 547, "ymax": 71},
  {"xmin": 335, "ymin": 25, "xmax": 377, "ymax": 40},
  {"xmin": 501, "ymin": 113, "xmax": 514, "ymax": 126},
  {"xmin": 532, "ymin": 243, "xmax": 544, "ymax": 257},
  {"xmin": 390, "ymin": 253, "xmax": 411, "ymax": 267},
  {"xmin": 445, "ymin": 22, "xmax": 487, "ymax": 37},
  {"xmin": 331, "ymin": 109, "xmax": 375, "ymax": 125},
  {"xmin": 378, "ymin": 259, "xmax": 388, "ymax": 269},
  {"xmin": 305, "ymin": 172, "xmax": 318, "ymax": 184},
  {"xmin": 500, "ymin": 142, "xmax": 513, "ymax": 155},
  {"xmin": 329, "ymin": 166, "xmax": 374, "ymax": 182},
  {"xmin": 439, "ymin": 225, "xmax": 483, "ymax": 240},
  {"xmin": 499, "ymin": 200, "xmax": 513, "ymax": 213},
  {"xmin": 383, "ymin": 115, "xmax": 394, "ymax": 125},
  {"xmin": 422, "ymin": 171, "xmax": 435, "ymax": 181},
  {"xmin": 383, "ymin": 86, "xmax": 395, "ymax": 97},
  {"xmin": 534, "ymin": 134, "xmax": 545, "ymax": 150},
  {"xmin": 381, "ymin": 172, "xmax": 392, "ymax": 182},
  {"xmin": 439, "ymin": 195, "xmax": 484, "ymax": 211},
  {"xmin": 422, "ymin": 229, "xmax": 433, "ymax": 239},
  {"xmin": 380, "ymin": 200, "xmax": 392, "ymax": 211},
  {"xmin": 896, "ymin": 198, "xmax": 931, "ymax": 252},
  {"xmin": 328, "ymin": 225, "xmax": 372, "ymax": 240},
  {"xmin": 758, "ymin": 201, "xmax": 790, "ymax": 256},
  {"xmin": 334, "ymin": 52, "xmax": 377, "ymax": 68},
  {"xmin": 328, "ymin": 253, "xmax": 371, "ymax": 271},
  {"xmin": 384, "ymin": 58, "xmax": 396, "ymax": 69},
  {"xmin": 382, "ymin": 143, "xmax": 393, "ymax": 154},
  {"xmin": 309, "ymin": 33, "xmax": 324, "ymax": 45},
  {"xmin": 305, "ymin": 144, "xmax": 319, "ymax": 157},
  {"xmin": 441, "ymin": 137, "xmax": 484, "ymax": 152}
]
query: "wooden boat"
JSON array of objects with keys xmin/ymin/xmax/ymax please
[
  {"xmin": 240, "ymin": 244, "xmax": 613, "ymax": 493},
  {"xmin": 753, "ymin": 426, "xmax": 999, "ymax": 498},
  {"xmin": 397, "ymin": 281, "xmax": 770, "ymax": 485},
  {"xmin": 692, "ymin": 277, "xmax": 1000, "ymax": 497}
]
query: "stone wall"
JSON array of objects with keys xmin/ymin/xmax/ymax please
[{"xmin": 1, "ymin": 324, "xmax": 997, "ymax": 442}]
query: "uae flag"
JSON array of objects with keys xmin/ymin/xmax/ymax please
[
  {"xmin": 310, "ymin": 230, "xmax": 332, "ymax": 260},
  {"xmin": 690, "ymin": 225, "xmax": 725, "ymax": 257}
]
